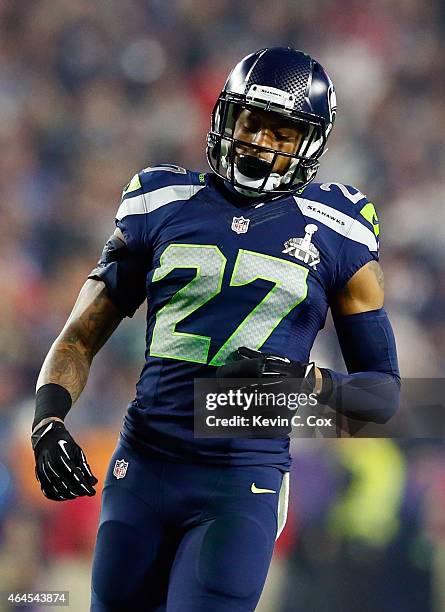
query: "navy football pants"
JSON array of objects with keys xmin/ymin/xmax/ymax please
[{"xmin": 91, "ymin": 439, "xmax": 288, "ymax": 611}]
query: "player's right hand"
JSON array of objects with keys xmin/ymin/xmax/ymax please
[{"xmin": 32, "ymin": 420, "xmax": 98, "ymax": 501}]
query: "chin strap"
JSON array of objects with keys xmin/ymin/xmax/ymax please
[
  {"xmin": 223, "ymin": 150, "xmax": 318, "ymax": 195},
  {"xmin": 233, "ymin": 165, "xmax": 282, "ymax": 196}
]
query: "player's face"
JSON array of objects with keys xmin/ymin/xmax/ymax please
[{"xmin": 233, "ymin": 108, "xmax": 306, "ymax": 175}]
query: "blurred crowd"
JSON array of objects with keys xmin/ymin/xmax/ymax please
[{"xmin": 0, "ymin": 0, "xmax": 445, "ymax": 610}]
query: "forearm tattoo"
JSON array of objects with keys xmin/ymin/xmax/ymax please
[{"xmin": 38, "ymin": 285, "xmax": 121, "ymax": 403}]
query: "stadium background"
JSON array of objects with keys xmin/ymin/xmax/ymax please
[{"xmin": 1, "ymin": 0, "xmax": 445, "ymax": 610}]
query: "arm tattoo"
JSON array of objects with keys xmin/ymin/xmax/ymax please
[
  {"xmin": 368, "ymin": 260, "xmax": 384, "ymax": 291},
  {"xmin": 39, "ymin": 339, "xmax": 91, "ymax": 404},
  {"xmin": 37, "ymin": 285, "xmax": 121, "ymax": 403}
]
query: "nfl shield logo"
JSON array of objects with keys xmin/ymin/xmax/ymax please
[
  {"xmin": 231, "ymin": 216, "xmax": 250, "ymax": 234},
  {"xmin": 113, "ymin": 459, "xmax": 129, "ymax": 479}
]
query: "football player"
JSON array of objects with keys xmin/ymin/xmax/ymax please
[{"xmin": 32, "ymin": 47, "xmax": 400, "ymax": 611}]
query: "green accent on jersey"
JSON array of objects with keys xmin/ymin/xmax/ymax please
[
  {"xmin": 209, "ymin": 250, "xmax": 308, "ymax": 366},
  {"xmin": 198, "ymin": 173, "xmax": 206, "ymax": 183},
  {"xmin": 149, "ymin": 244, "xmax": 309, "ymax": 366},
  {"xmin": 360, "ymin": 202, "xmax": 380, "ymax": 237},
  {"xmin": 150, "ymin": 244, "xmax": 226, "ymax": 364},
  {"xmin": 122, "ymin": 173, "xmax": 142, "ymax": 197}
]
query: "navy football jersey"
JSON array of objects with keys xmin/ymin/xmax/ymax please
[{"xmin": 109, "ymin": 165, "xmax": 380, "ymax": 468}]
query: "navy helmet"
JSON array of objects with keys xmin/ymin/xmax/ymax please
[{"xmin": 207, "ymin": 47, "xmax": 337, "ymax": 195}]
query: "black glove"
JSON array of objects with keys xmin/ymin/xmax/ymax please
[
  {"xmin": 216, "ymin": 346, "xmax": 316, "ymax": 391},
  {"xmin": 32, "ymin": 420, "xmax": 98, "ymax": 501}
]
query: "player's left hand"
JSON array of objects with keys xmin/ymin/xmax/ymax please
[{"xmin": 216, "ymin": 346, "xmax": 317, "ymax": 391}]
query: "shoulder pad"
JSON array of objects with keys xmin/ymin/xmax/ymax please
[
  {"xmin": 295, "ymin": 182, "xmax": 379, "ymax": 252},
  {"xmin": 301, "ymin": 182, "xmax": 368, "ymax": 213},
  {"xmin": 139, "ymin": 165, "xmax": 205, "ymax": 191},
  {"xmin": 117, "ymin": 165, "xmax": 206, "ymax": 221}
]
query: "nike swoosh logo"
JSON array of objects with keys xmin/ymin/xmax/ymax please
[
  {"xmin": 58, "ymin": 440, "xmax": 70, "ymax": 459},
  {"xmin": 251, "ymin": 483, "xmax": 277, "ymax": 494}
]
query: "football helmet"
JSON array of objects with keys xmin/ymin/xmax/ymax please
[{"xmin": 207, "ymin": 47, "xmax": 337, "ymax": 195}]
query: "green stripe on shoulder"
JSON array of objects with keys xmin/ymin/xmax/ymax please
[
  {"xmin": 360, "ymin": 202, "xmax": 380, "ymax": 237},
  {"xmin": 122, "ymin": 173, "xmax": 142, "ymax": 198}
]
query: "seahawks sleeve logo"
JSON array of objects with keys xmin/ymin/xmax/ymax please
[{"xmin": 295, "ymin": 182, "xmax": 380, "ymax": 253}]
